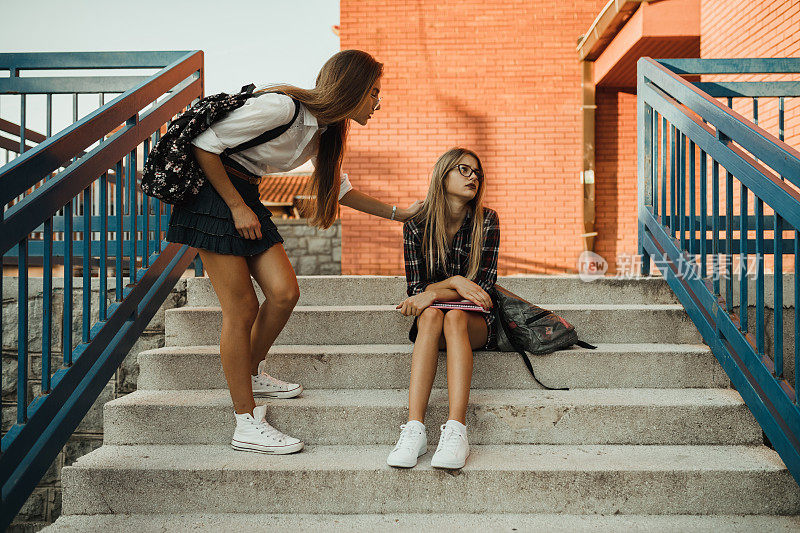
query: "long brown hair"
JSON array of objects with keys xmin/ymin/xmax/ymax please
[
  {"xmin": 262, "ymin": 50, "xmax": 383, "ymax": 228},
  {"xmin": 414, "ymin": 148, "xmax": 487, "ymax": 280}
]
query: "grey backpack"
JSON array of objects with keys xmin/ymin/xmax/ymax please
[{"xmin": 492, "ymin": 284, "xmax": 596, "ymax": 390}]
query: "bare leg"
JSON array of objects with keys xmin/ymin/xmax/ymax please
[
  {"xmin": 442, "ymin": 310, "xmax": 488, "ymax": 424},
  {"xmin": 245, "ymin": 244, "xmax": 300, "ymax": 375},
  {"xmin": 197, "ymin": 249, "xmax": 259, "ymax": 415},
  {"xmin": 408, "ymin": 307, "xmax": 445, "ymax": 424}
]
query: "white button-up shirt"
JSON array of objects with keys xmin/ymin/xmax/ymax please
[{"xmin": 191, "ymin": 92, "xmax": 352, "ymax": 200}]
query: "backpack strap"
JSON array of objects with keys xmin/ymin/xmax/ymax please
[
  {"xmin": 222, "ymin": 96, "xmax": 301, "ymax": 157},
  {"xmin": 496, "ymin": 313, "xmax": 568, "ymax": 391}
]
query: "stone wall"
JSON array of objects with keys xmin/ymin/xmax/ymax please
[
  {"xmin": 3, "ymin": 277, "xmax": 187, "ymax": 532},
  {"xmin": 275, "ymin": 218, "xmax": 341, "ymax": 275}
]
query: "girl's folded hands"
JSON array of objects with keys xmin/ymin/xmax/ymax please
[
  {"xmin": 451, "ymin": 276, "xmax": 493, "ymax": 310},
  {"xmin": 396, "ymin": 292, "xmax": 437, "ymax": 316}
]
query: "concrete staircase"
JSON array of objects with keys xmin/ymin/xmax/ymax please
[{"xmin": 48, "ymin": 276, "xmax": 800, "ymax": 531}]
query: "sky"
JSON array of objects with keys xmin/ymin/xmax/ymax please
[
  {"xmin": 0, "ymin": 0, "xmax": 341, "ymax": 92},
  {"xmin": 0, "ymin": 1, "xmax": 341, "ymax": 145}
]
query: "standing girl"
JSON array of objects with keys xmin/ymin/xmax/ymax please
[
  {"xmin": 167, "ymin": 50, "xmax": 422, "ymax": 455},
  {"xmin": 391, "ymin": 147, "xmax": 500, "ymax": 469}
]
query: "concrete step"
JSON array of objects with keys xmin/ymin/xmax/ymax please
[
  {"xmin": 186, "ymin": 275, "xmax": 680, "ymax": 307},
  {"xmin": 103, "ymin": 388, "xmax": 760, "ymax": 446},
  {"xmin": 43, "ymin": 513, "xmax": 800, "ymax": 532},
  {"xmin": 138, "ymin": 343, "xmax": 730, "ymax": 391},
  {"xmin": 164, "ymin": 304, "xmax": 703, "ymax": 346},
  {"xmin": 61, "ymin": 444, "xmax": 800, "ymax": 516}
]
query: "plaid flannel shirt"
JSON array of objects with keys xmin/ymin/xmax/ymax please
[
  {"xmin": 403, "ymin": 207, "xmax": 500, "ymax": 346},
  {"xmin": 403, "ymin": 207, "xmax": 500, "ymax": 297}
]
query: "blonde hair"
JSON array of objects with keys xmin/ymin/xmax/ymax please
[
  {"xmin": 263, "ymin": 50, "xmax": 383, "ymax": 228},
  {"xmin": 414, "ymin": 148, "xmax": 486, "ymax": 280}
]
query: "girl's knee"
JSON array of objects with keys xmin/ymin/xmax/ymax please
[
  {"xmin": 269, "ymin": 284, "xmax": 300, "ymax": 311},
  {"xmin": 223, "ymin": 294, "xmax": 259, "ymax": 327},
  {"xmin": 418, "ymin": 307, "xmax": 444, "ymax": 329},
  {"xmin": 443, "ymin": 309, "xmax": 469, "ymax": 328},
  {"xmin": 442, "ymin": 310, "xmax": 471, "ymax": 340}
]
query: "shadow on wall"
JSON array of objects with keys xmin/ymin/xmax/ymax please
[
  {"xmin": 344, "ymin": 147, "xmax": 413, "ymax": 195},
  {"xmin": 415, "ymin": 0, "xmax": 490, "ymax": 156},
  {"xmin": 499, "ymin": 253, "xmax": 579, "ymax": 275}
]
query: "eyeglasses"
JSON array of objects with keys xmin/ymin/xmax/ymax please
[
  {"xmin": 450, "ymin": 163, "xmax": 483, "ymax": 180},
  {"xmin": 371, "ymin": 95, "xmax": 382, "ymax": 111}
]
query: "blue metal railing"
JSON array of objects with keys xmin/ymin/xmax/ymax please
[
  {"xmin": 0, "ymin": 51, "xmax": 204, "ymax": 528},
  {"xmin": 637, "ymin": 57, "xmax": 800, "ymax": 484}
]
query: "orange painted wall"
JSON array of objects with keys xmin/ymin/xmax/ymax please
[
  {"xmin": 339, "ymin": 0, "xmax": 606, "ymax": 275},
  {"xmin": 594, "ymin": 89, "xmax": 639, "ymax": 273},
  {"xmin": 592, "ymin": 0, "xmax": 799, "ymax": 274},
  {"xmin": 702, "ymin": 0, "xmax": 800, "ymax": 148}
]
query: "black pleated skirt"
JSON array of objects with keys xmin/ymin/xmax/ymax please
[{"xmin": 166, "ymin": 165, "xmax": 284, "ymax": 257}]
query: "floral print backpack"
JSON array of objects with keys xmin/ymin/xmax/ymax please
[{"xmin": 142, "ymin": 84, "xmax": 299, "ymax": 205}]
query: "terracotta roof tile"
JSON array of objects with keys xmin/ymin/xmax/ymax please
[{"xmin": 258, "ymin": 174, "xmax": 311, "ymax": 205}]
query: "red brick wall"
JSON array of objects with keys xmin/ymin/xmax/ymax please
[
  {"xmin": 339, "ymin": 1, "xmax": 799, "ymax": 275},
  {"xmin": 701, "ymin": 0, "xmax": 800, "ymax": 274},
  {"xmin": 339, "ymin": 0, "xmax": 607, "ymax": 274},
  {"xmin": 702, "ymin": 0, "xmax": 800, "ymax": 149}
]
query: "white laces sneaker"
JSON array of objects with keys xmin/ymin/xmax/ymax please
[
  {"xmin": 386, "ymin": 420, "xmax": 427, "ymax": 468},
  {"xmin": 252, "ymin": 360, "xmax": 303, "ymax": 398},
  {"xmin": 231, "ymin": 405, "xmax": 304, "ymax": 455},
  {"xmin": 430, "ymin": 420, "xmax": 469, "ymax": 469}
]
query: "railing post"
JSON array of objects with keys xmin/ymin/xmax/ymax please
[
  {"xmin": 63, "ymin": 199, "xmax": 73, "ymax": 365},
  {"xmin": 127, "ymin": 115, "xmax": 138, "ymax": 286},
  {"xmin": 17, "ymin": 238, "xmax": 28, "ymax": 425},
  {"xmin": 637, "ymin": 65, "xmax": 653, "ymax": 276},
  {"xmin": 115, "ymin": 160, "xmax": 124, "ymax": 301},
  {"xmin": 42, "ymin": 217, "xmax": 52, "ymax": 393}
]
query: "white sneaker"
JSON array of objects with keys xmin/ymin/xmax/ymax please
[
  {"xmin": 253, "ymin": 360, "xmax": 303, "ymax": 398},
  {"xmin": 231, "ymin": 405, "xmax": 304, "ymax": 455},
  {"xmin": 430, "ymin": 420, "xmax": 469, "ymax": 469},
  {"xmin": 386, "ymin": 420, "xmax": 427, "ymax": 468}
]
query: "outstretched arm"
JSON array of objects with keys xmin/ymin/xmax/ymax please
[{"xmin": 339, "ymin": 189, "xmax": 423, "ymax": 222}]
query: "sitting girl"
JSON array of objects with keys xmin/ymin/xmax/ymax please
[{"xmin": 390, "ymin": 147, "xmax": 500, "ymax": 470}]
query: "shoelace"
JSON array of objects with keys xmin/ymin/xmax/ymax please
[
  {"xmin": 255, "ymin": 418, "xmax": 287, "ymax": 443},
  {"xmin": 255, "ymin": 372, "xmax": 291, "ymax": 388},
  {"xmin": 394, "ymin": 424, "xmax": 422, "ymax": 451},
  {"xmin": 436, "ymin": 424, "xmax": 463, "ymax": 455}
]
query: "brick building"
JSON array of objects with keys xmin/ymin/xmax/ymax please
[
  {"xmin": 338, "ymin": 0, "xmax": 799, "ymax": 275},
  {"xmin": 339, "ymin": 0, "xmax": 608, "ymax": 275}
]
